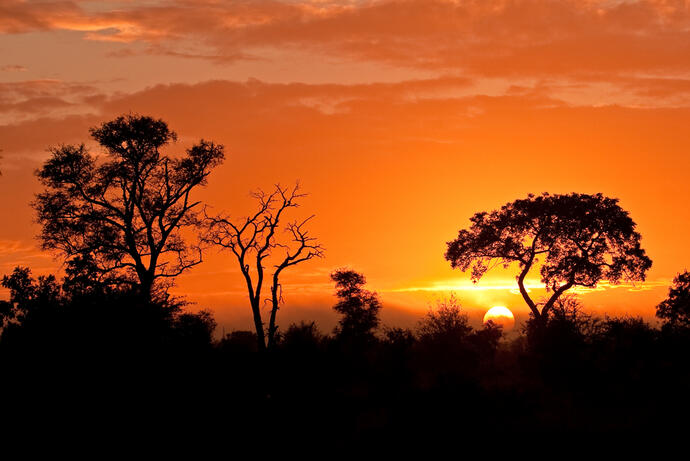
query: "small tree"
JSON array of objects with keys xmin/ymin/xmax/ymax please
[
  {"xmin": 416, "ymin": 294, "xmax": 471, "ymax": 342},
  {"xmin": 203, "ymin": 183, "xmax": 324, "ymax": 352},
  {"xmin": 445, "ymin": 193, "xmax": 652, "ymax": 321},
  {"xmin": 656, "ymin": 271, "xmax": 690, "ymax": 329},
  {"xmin": 414, "ymin": 295, "xmax": 501, "ymax": 383},
  {"xmin": 330, "ymin": 268, "xmax": 381, "ymax": 343},
  {"xmin": 0, "ymin": 267, "xmax": 61, "ymax": 333},
  {"xmin": 33, "ymin": 114, "xmax": 224, "ymax": 301}
]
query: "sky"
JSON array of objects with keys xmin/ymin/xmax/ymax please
[{"xmin": 1, "ymin": 0, "xmax": 689, "ymax": 332}]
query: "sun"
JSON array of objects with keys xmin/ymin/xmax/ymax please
[{"xmin": 483, "ymin": 306, "xmax": 515, "ymax": 331}]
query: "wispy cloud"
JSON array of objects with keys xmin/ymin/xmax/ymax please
[
  {"xmin": 0, "ymin": 64, "xmax": 27, "ymax": 72},
  {"xmin": 0, "ymin": 79, "xmax": 104, "ymax": 124},
  {"xmin": 392, "ymin": 278, "xmax": 671, "ymax": 295},
  {"xmin": 0, "ymin": 240, "xmax": 53, "ymax": 273}
]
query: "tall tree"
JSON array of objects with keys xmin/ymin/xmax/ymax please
[
  {"xmin": 445, "ymin": 192, "xmax": 652, "ymax": 321},
  {"xmin": 33, "ymin": 114, "xmax": 224, "ymax": 300},
  {"xmin": 203, "ymin": 183, "xmax": 324, "ymax": 352},
  {"xmin": 330, "ymin": 268, "xmax": 381, "ymax": 342}
]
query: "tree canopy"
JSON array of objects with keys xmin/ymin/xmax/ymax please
[
  {"xmin": 331, "ymin": 268, "xmax": 381, "ymax": 342},
  {"xmin": 445, "ymin": 192, "xmax": 652, "ymax": 320},
  {"xmin": 656, "ymin": 271, "xmax": 690, "ymax": 329},
  {"xmin": 33, "ymin": 114, "xmax": 224, "ymax": 300}
]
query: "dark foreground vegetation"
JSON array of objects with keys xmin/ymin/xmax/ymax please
[{"xmin": 2, "ymin": 266, "xmax": 690, "ymax": 444}]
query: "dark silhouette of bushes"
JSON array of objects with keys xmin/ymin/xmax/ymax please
[
  {"xmin": 3, "ymin": 264, "xmax": 690, "ymax": 441},
  {"xmin": 0, "ymin": 266, "xmax": 214, "ymax": 361},
  {"xmin": 412, "ymin": 295, "xmax": 502, "ymax": 390}
]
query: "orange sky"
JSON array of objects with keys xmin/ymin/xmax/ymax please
[{"xmin": 1, "ymin": 0, "xmax": 689, "ymax": 332}]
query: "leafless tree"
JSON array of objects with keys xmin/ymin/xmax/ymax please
[{"xmin": 203, "ymin": 183, "xmax": 324, "ymax": 351}]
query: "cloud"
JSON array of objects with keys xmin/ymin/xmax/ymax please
[
  {"xmin": 0, "ymin": 240, "xmax": 53, "ymax": 273},
  {"xmin": 0, "ymin": 114, "xmax": 97, "ymax": 155},
  {"xmin": 238, "ymin": 0, "xmax": 690, "ymax": 77},
  {"xmin": 392, "ymin": 278, "xmax": 671, "ymax": 295},
  {"xmin": 0, "ymin": 1, "xmax": 80, "ymax": 33},
  {"xmin": 2, "ymin": 74, "xmax": 688, "ymax": 159},
  {"xmin": 5, "ymin": 1, "xmax": 690, "ymax": 83},
  {"xmin": 0, "ymin": 79, "xmax": 104, "ymax": 124},
  {"xmin": 105, "ymin": 45, "xmax": 260, "ymax": 64},
  {"xmin": 0, "ymin": 64, "xmax": 27, "ymax": 72}
]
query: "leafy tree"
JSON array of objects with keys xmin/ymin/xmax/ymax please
[
  {"xmin": 331, "ymin": 268, "xmax": 381, "ymax": 342},
  {"xmin": 445, "ymin": 193, "xmax": 652, "ymax": 321},
  {"xmin": 173, "ymin": 309, "xmax": 217, "ymax": 351},
  {"xmin": 656, "ymin": 271, "xmax": 690, "ymax": 328},
  {"xmin": 280, "ymin": 321, "xmax": 325, "ymax": 351},
  {"xmin": 33, "ymin": 114, "xmax": 224, "ymax": 301},
  {"xmin": 203, "ymin": 183, "xmax": 324, "ymax": 352},
  {"xmin": 414, "ymin": 295, "xmax": 501, "ymax": 386},
  {"xmin": 416, "ymin": 294, "xmax": 472, "ymax": 342},
  {"xmin": 0, "ymin": 267, "xmax": 61, "ymax": 333},
  {"xmin": 60, "ymin": 253, "xmax": 127, "ymax": 299},
  {"xmin": 382, "ymin": 326, "xmax": 416, "ymax": 350}
]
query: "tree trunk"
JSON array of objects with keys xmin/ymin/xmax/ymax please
[
  {"xmin": 517, "ymin": 267, "xmax": 540, "ymax": 319},
  {"xmin": 250, "ymin": 298, "xmax": 267, "ymax": 353},
  {"xmin": 139, "ymin": 273, "xmax": 154, "ymax": 303},
  {"xmin": 267, "ymin": 276, "xmax": 280, "ymax": 351}
]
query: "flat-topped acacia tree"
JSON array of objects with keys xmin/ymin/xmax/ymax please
[
  {"xmin": 445, "ymin": 193, "xmax": 652, "ymax": 321},
  {"xmin": 33, "ymin": 114, "xmax": 224, "ymax": 301}
]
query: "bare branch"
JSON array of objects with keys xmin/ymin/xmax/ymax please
[{"xmin": 204, "ymin": 182, "xmax": 323, "ymax": 352}]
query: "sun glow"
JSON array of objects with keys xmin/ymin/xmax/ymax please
[
  {"xmin": 483, "ymin": 306, "xmax": 515, "ymax": 331},
  {"xmin": 392, "ymin": 279, "xmax": 543, "ymax": 293}
]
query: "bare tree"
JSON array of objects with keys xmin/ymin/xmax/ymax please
[{"xmin": 203, "ymin": 183, "xmax": 324, "ymax": 351}]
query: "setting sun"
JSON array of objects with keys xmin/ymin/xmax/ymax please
[{"xmin": 483, "ymin": 306, "xmax": 516, "ymax": 331}]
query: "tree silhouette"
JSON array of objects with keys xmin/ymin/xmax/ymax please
[
  {"xmin": 203, "ymin": 183, "xmax": 324, "ymax": 352},
  {"xmin": 331, "ymin": 268, "xmax": 381, "ymax": 342},
  {"xmin": 413, "ymin": 295, "xmax": 502, "ymax": 386},
  {"xmin": 33, "ymin": 114, "xmax": 224, "ymax": 301},
  {"xmin": 416, "ymin": 294, "xmax": 471, "ymax": 342},
  {"xmin": 445, "ymin": 193, "xmax": 652, "ymax": 321},
  {"xmin": 280, "ymin": 321, "xmax": 325, "ymax": 353},
  {"xmin": 0, "ymin": 267, "xmax": 60, "ymax": 333},
  {"xmin": 656, "ymin": 271, "xmax": 690, "ymax": 329}
]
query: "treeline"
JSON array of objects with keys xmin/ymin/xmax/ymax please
[{"xmin": 2, "ymin": 265, "xmax": 690, "ymax": 441}]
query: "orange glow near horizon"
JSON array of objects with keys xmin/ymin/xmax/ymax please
[{"xmin": 1, "ymin": 1, "xmax": 689, "ymax": 332}]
